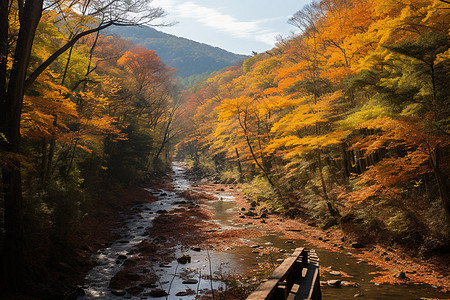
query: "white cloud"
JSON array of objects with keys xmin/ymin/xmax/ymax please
[{"xmin": 151, "ymin": 0, "xmax": 278, "ymax": 46}]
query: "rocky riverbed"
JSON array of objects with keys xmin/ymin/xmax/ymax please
[{"xmin": 77, "ymin": 162, "xmax": 450, "ymax": 299}]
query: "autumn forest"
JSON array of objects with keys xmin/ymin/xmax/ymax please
[{"xmin": 0, "ymin": 0, "xmax": 449, "ymax": 298}]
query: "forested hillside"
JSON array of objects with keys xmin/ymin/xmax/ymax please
[
  {"xmin": 178, "ymin": 0, "xmax": 450, "ymax": 254},
  {"xmin": 106, "ymin": 25, "xmax": 249, "ymax": 79}
]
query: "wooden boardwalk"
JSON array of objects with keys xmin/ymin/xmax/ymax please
[{"xmin": 246, "ymin": 248, "xmax": 321, "ymax": 300}]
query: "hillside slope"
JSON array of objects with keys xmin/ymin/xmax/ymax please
[{"xmin": 105, "ymin": 25, "xmax": 249, "ymax": 78}]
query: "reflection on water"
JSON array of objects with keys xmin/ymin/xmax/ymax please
[{"xmin": 81, "ymin": 162, "xmax": 449, "ymax": 299}]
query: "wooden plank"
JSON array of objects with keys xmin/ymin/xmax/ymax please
[
  {"xmin": 246, "ymin": 248, "xmax": 305, "ymax": 300},
  {"xmin": 268, "ymin": 248, "xmax": 304, "ymax": 280},
  {"xmin": 294, "ymin": 250, "xmax": 320, "ymax": 300},
  {"xmin": 287, "ymin": 284, "xmax": 300, "ymax": 300}
]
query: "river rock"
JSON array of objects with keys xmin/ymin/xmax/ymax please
[
  {"xmin": 329, "ymin": 271, "xmax": 341, "ymax": 276},
  {"xmin": 351, "ymin": 242, "xmax": 364, "ymax": 249},
  {"xmin": 125, "ymin": 273, "xmax": 141, "ymax": 281},
  {"xmin": 357, "ymin": 259, "xmax": 366, "ymax": 264},
  {"xmin": 285, "ymin": 240, "xmax": 294, "ymax": 244},
  {"xmin": 177, "ymin": 255, "xmax": 191, "ymax": 264},
  {"xmin": 327, "ymin": 280, "xmax": 342, "ymax": 287},
  {"xmin": 126, "ymin": 286, "xmax": 144, "ymax": 295},
  {"xmin": 394, "ymin": 272, "xmax": 409, "ymax": 280},
  {"xmin": 342, "ymin": 281, "xmax": 358, "ymax": 287},
  {"xmin": 191, "ymin": 247, "xmax": 201, "ymax": 252},
  {"xmin": 182, "ymin": 278, "xmax": 198, "ymax": 284},
  {"xmin": 111, "ymin": 289, "xmax": 126, "ymax": 296},
  {"xmin": 354, "ymin": 293, "xmax": 364, "ymax": 297},
  {"xmin": 145, "ymin": 289, "xmax": 168, "ymax": 297},
  {"xmin": 139, "ymin": 283, "xmax": 158, "ymax": 288}
]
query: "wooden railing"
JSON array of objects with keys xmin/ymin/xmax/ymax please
[{"xmin": 246, "ymin": 248, "xmax": 321, "ymax": 300}]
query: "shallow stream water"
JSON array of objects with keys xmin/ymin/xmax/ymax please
[{"xmin": 81, "ymin": 162, "xmax": 449, "ymax": 299}]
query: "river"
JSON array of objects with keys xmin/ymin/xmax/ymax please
[{"xmin": 80, "ymin": 162, "xmax": 449, "ymax": 299}]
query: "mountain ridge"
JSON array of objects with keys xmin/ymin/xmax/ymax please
[{"xmin": 105, "ymin": 25, "xmax": 249, "ymax": 78}]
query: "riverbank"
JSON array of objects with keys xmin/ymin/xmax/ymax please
[
  {"xmin": 91, "ymin": 164, "xmax": 450, "ymax": 299},
  {"xmin": 2, "ymin": 180, "xmax": 166, "ymax": 299},
  {"xmin": 194, "ymin": 180, "xmax": 450, "ymax": 295}
]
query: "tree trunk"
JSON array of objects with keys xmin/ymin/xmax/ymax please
[
  {"xmin": 0, "ymin": 0, "xmax": 44, "ymax": 288},
  {"xmin": 341, "ymin": 142, "xmax": 350, "ymax": 179},
  {"xmin": 245, "ymin": 134, "xmax": 274, "ymax": 186},
  {"xmin": 40, "ymin": 137, "xmax": 48, "ymax": 184},
  {"xmin": 317, "ymin": 147, "xmax": 339, "ymax": 217},
  {"xmin": 430, "ymin": 145, "xmax": 450, "ymax": 224},
  {"xmin": 0, "ymin": 0, "xmax": 7, "ymax": 104},
  {"xmin": 235, "ymin": 147, "xmax": 243, "ymax": 180}
]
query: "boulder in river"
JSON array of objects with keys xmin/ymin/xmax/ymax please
[
  {"xmin": 111, "ymin": 289, "xmax": 126, "ymax": 296},
  {"xmin": 351, "ymin": 242, "xmax": 364, "ymax": 249},
  {"xmin": 139, "ymin": 282, "xmax": 158, "ymax": 288},
  {"xmin": 394, "ymin": 272, "xmax": 409, "ymax": 280},
  {"xmin": 327, "ymin": 280, "xmax": 342, "ymax": 287},
  {"xmin": 145, "ymin": 289, "xmax": 168, "ymax": 297},
  {"xmin": 176, "ymin": 291, "xmax": 193, "ymax": 296},
  {"xmin": 182, "ymin": 278, "xmax": 199, "ymax": 284},
  {"xmin": 342, "ymin": 281, "xmax": 358, "ymax": 287},
  {"xmin": 177, "ymin": 254, "xmax": 191, "ymax": 264},
  {"xmin": 329, "ymin": 271, "xmax": 341, "ymax": 276},
  {"xmin": 126, "ymin": 286, "xmax": 144, "ymax": 295}
]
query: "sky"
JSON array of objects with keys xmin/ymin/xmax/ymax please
[{"xmin": 149, "ymin": 0, "xmax": 313, "ymax": 55}]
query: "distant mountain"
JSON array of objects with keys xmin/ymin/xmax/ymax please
[{"xmin": 105, "ymin": 26, "xmax": 249, "ymax": 78}]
